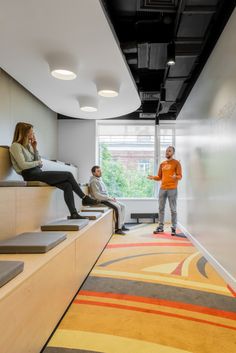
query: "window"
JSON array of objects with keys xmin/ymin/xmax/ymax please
[
  {"xmin": 138, "ymin": 160, "xmax": 150, "ymax": 173},
  {"xmin": 97, "ymin": 122, "xmax": 155, "ymax": 198},
  {"xmin": 159, "ymin": 128, "xmax": 175, "ymax": 162},
  {"xmin": 96, "ymin": 122, "xmax": 175, "ymax": 198}
]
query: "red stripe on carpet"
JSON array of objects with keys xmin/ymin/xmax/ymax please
[
  {"xmin": 106, "ymin": 242, "xmax": 193, "ymax": 249},
  {"xmin": 77, "ymin": 290, "xmax": 236, "ymax": 321},
  {"xmin": 227, "ymin": 285, "xmax": 236, "ymax": 297},
  {"xmin": 74, "ymin": 299, "xmax": 236, "ymax": 331},
  {"xmin": 152, "ymin": 233, "xmax": 188, "ymax": 241}
]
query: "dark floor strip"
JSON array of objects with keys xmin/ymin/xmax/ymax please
[{"xmin": 98, "ymin": 252, "xmax": 190, "ymax": 267}]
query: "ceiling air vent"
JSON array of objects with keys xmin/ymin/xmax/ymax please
[
  {"xmin": 140, "ymin": 91, "xmax": 159, "ymax": 101},
  {"xmin": 138, "ymin": 0, "xmax": 178, "ymax": 12},
  {"xmin": 139, "ymin": 113, "xmax": 156, "ymax": 118}
]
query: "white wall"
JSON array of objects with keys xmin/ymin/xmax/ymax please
[
  {"xmin": 58, "ymin": 119, "xmax": 96, "ymax": 184},
  {"xmin": 0, "ymin": 69, "xmax": 57, "ymax": 159},
  {"xmin": 176, "ymin": 9, "xmax": 236, "ymax": 288},
  {"xmin": 121, "ymin": 198, "xmax": 162, "ymax": 223}
]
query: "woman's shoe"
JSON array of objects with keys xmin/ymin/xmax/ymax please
[
  {"xmin": 69, "ymin": 212, "xmax": 89, "ymax": 220},
  {"xmin": 122, "ymin": 225, "xmax": 129, "ymax": 231},
  {"xmin": 82, "ymin": 195, "xmax": 98, "ymax": 206}
]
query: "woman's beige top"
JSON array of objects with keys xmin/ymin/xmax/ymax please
[{"xmin": 10, "ymin": 142, "xmax": 41, "ymax": 174}]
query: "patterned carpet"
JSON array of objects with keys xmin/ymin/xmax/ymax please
[{"xmin": 43, "ymin": 224, "xmax": 236, "ymax": 353}]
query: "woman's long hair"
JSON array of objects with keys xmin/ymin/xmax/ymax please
[{"xmin": 12, "ymin": 122, "xmax": 33, "ymax": 146}]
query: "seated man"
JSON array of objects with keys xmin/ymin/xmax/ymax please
[{"xmin": 89, "ymin": 166, "xmax": 128, "ymax": 235}]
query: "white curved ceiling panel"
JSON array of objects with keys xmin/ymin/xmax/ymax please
[{"xmin": 0, "ymin": 0, "xmax": 141, "ymax": 119}]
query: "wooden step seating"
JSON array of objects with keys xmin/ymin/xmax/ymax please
[
  {"xmin": 0, "ymin": 212, "xmax": 113, "ymax": 353},
  {"xmin": 0, "ymin": 145, "xmax": 81, "ymax": 239},
  {"xmin": 0, "ymin": 146, "xmax": 113, "ymax": 353},
  {"xmin": 81, "ymin": 206, "xmax": 109, "ymax": 213}
]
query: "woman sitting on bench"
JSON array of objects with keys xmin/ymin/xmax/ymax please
[{"xmin": 10, "ymin": 122, "xmax": 97, "ymax": 219}]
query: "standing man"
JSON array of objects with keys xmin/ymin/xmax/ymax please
[
  {"xmin": 89, "ymin": 166, "xmax": 128, "ymax": 235},
  {"xmin": 148, "ymin": 146, "xmax": 182, "ymax": 235}
]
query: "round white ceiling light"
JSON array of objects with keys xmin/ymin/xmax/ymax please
[
  {"xmin": 48, "ymin": 53, "xmax": 78, "ymax": 80},
  {"xmin": 96, "ymin": 78, "xmax": 120, "ymax": 98},
  {"xmin": 51, "ymin": 69, "xmax": 77, "ymax": 80},
  {"xmin": 98, "ymin": 89, "xmax": 118, "ymax": 97},
  {"xmin": 79, "ymin": 96, "xmax": 98, "ymax": 113},
  {"xmin": 80, "ymin": 105, "xmax": 98, "ymax": 112}
]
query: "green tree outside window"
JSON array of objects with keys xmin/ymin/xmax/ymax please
[{"xmin": 100, "ymin": 144, "xmax": 154, "ymax": 198}]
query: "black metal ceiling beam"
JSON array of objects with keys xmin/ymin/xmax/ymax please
[
  {"xmin": 176, "ymin": 53, "xmax": 199, "ymax": 58},
  {"xmin": 176, "ymin": 42, "xmax": 201, "ymax": 57},
  {"xmin": 166, "ymin": 76, "xmax": 188, "ymax": 81},
  {"xmin": 121, "ymin": 42, "xmax": 138, "ymax": 53},
  {"xmin": 175, "ymin": 37, "xmax": 203, "ymax": 44},
  {"xmin": 183, "ymin": 6, "xmax": 217, "ymax": 14}
]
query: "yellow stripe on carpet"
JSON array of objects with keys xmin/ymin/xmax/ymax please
[{"xmin": 48, "ymin": 329, "xmax": 192, "ymax": 353}]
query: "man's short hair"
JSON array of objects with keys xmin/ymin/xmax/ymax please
[
  {"xmin": 91, "ymin": 165, "xmax": 100, "ymax": 174},
  {"xmin": 168, "ymin": 146, "xmax": 175, "ymax": 153}
]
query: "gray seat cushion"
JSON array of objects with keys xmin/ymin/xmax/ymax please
[
  {"xmin": 0, "ymin": 232, "xmax": 66, "ymax": 253},
  {"xmin": 78, "ymin": 212, "xmax": 102, "ymax": 220},
  {"xmin": 41, "ymin": 219, "xmax": 89, "ymax": 231},
  {"xmin": 0, "ymin": 261, "xmax": 24, "ymax": 287},
  {"xmin": 81, "ymin": 206, "xmax": 109, "ymax": 213}
]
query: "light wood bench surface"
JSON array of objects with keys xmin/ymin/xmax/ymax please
[{"xmin": 0, "ymin": 210, "xmax": 113, "ymax": 353}]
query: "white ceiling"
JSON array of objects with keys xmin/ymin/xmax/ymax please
[{"xmin": 0, "ymin": 0, "xmax": 141, "ymax": 119}]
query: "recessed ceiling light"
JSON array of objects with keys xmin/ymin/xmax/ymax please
[
  {"xmin": 98, "ymin": 89, "xmax": 119, "ymax": 97},
  {"xmin": 80, "ymin": 106, "xmax": 98, "ymax": 112},
  {"xmin": 51, "ymin": 69, "xmax": 77, "ymax": 80}
]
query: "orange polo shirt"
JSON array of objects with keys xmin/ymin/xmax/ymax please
[{"xmin": 154, "ymin": 159, "xmax": 182, "ymax": 189}]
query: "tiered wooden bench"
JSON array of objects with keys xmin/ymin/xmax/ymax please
[{"xmin": 0, "ymin": 146, "xmax": 113, "ymax": 353}]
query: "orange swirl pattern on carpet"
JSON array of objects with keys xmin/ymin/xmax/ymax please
[{"xmin": 44, "ymin": 224, "xmax": 236, "ymax": 353}]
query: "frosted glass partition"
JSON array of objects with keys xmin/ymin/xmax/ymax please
[{"xmin": 176, "ymin": 9, "xmax": 236, "ymax": 286}]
